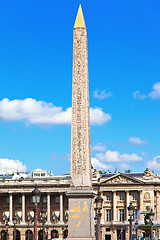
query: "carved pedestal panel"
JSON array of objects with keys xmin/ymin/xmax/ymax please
[{"xmin": 67, "ymin": 189, "xmax": 95, "ymax": 240}]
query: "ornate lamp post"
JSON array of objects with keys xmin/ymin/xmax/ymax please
[
  {"xmin": 135, "ymin": 220, "xmax": 138, "ymax": 240},
  {"xmin": 41, "ymin": 209, "xmax": 47, "ymax": 240},
  {"xmin": 45, "ymin": 225, "xmax": 49, "ymax": 240},
  {"xmin": 32, "ymin": 185, "xmax": 41, "ymax": 240},
  {"xmin": 128, "ymin": 202, "xmax": 134, "ymax": 240},
  {"xmin": 13, "ymin": 216, "xmax": 18, "ymax": 240},
  {"xmin": 149, "ymin": 208, "xmax": 155, "ymax": 240},
  {"xmin": 121, "ymin": 228, "xmax": 123, "ymax": 240},
  {"xmin": 95, "ymin": 192, "xmax": 103, "ymax": 240},
  {"xmin": 5, "ymin": 222, "xmax": 9, "ymax": 240}
]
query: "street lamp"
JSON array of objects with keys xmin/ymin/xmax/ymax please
[
  {"xmin": 95, "ymin": 192, "xmax": 103, "ymax": 240},
  {"xmin": 5, "ymin": 222, "xmax": 9, "ymax": 240},
  {"xmin": 32, "ymin": 185, "xmax": 41, "ymax": 240},
  {"xmin": 41, "ymin": 209, "xmax": 47, "ymax": 240},
  {"xmin": 121, "ymin": 228, "xmax": 123, "ymax": 240},
  {"xmin": 13, "ymin": 216, "xmax": 18, "ymax": 240},
  {"xmin": 149, "ymin": 208, "xmax": 155, "ymax": 240},
  {"xmin": 128, "ymin": 202, "xmax": 134, "ymax": 240},
  {"xmin": 62, "ymin": 227, "xmax": 64, "ymax": 240},
  {"xmin": 46, "ymin": 225, "xmax": 49, "ymax": 240},
  {"xmin": 135, "ymin": 220, "xmax": 138, "ymax": 240}
]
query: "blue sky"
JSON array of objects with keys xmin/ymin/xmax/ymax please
[{"xmin": 0, "ymin": 0, "xmax": 160, "ymax": 175}]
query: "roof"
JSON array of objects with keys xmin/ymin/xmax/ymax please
[
  {"xmin": 101, "ymin": 173, "xmax": 144, "ymax": 178},
  {"xmin": 33, "ymin": 169, "xmax": 46, "ymax": 172}
]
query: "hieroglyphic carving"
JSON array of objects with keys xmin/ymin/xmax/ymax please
[{"xmin": 71, "ymin": 27, "xmax": 92, "ymax": 187}]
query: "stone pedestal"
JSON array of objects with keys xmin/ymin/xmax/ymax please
[{"xmin": 67, "ymin": 188, "xmax": 95, "ymax": 240}]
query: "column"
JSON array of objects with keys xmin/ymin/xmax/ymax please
[
  {"xmin": 111, "ymin": 228, "xmax": 117, "ymax": 240},
  {"xmin": 22, "ymin": 194, "xmax": 25, "ymax": 223},
  {"xmin": 47, "ymin": 193, "xmax": 51, "ymax": 222},
  {"xmin": 20, "ymin": 228, "xmax": 26, "ymax": 240},
  {"xmin": 139, "ymin": 190, "xmax": 143, "ymax": 224},
  {"xmin": 125, "ymin": 191, "xmax": 129, "ymax": 221},
  {"xmin": 112, "ymin": 191, "xmax": 117, "ymax": 221},
  {"xmin": 9, "ymin": 194, "xmax": 13, "ymax": 223},
  {"xmin": 60, "ymin": 193, "xmax": 64, "ymax": 223}
]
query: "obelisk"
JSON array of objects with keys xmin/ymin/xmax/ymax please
[{"xmin": 67, "ymin": 5, "xmax": 95, "ymax": 240}]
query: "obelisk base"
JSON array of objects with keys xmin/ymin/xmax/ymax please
[{"xmin": 67, "ymin": 188, "xmax": 95, "ymax": 240}]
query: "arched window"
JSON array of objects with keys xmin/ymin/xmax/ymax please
[
  {"xmin": 38, "ymin": 230, "xmax": 43, "ymax": 240},
  {"xmin": 51, "ymin": 230, "xmax": 59, "ymax": 239},
  {"xmin": 15, "ymin": 230, "xmax": 21, "ymax": 240},
  {"xmin": 63, "ymin": 230, "xmax": 68, "ymax": 239},
  {"xmin": 1, "ymin": 230, "xmax": 7, "ymax": 240},
  {"xmin": 26, "ymin": 230, "xmax": 33, "ymax": 240}
]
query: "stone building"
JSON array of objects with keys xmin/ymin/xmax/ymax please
[{"xmin": 0, "ymin": 167, "xmax": 159, "ymax": 240}]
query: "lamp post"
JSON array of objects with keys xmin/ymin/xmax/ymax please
[
  {"xmin": 41, "ymin": 209, "xmax": 47, "ymax": 240},
  {"xmin": 149, "ymin": 208, "xmax": 155, "ymax": 240},
  {"xmin": 13, "ymin": 216, "xmax": 17, "ymax": 240},
  {"xmin": 46, "ymin": 225, "xmax": 49, "ymax": 240},
  {"xmin": 128, "ymin": 202, "xmax": 134, "ymax": 240},
  {"xmin": 95, "ymin": 192, "xmax": 103, "ymax": 240},
  {"xmin": 5, "ymin": 222, "xmax": 9, "ymax": 240},
  {"xmin": 32, "ymin": 185, "xmax": 41, "ymax": 240},
  {"xmin": 135, "ymin": 220, "xmax": 138, "ymax": 240},
  {"xmin": 121, "ymin": 228, "xmax": 123, "ymax": 240},
  {"xmin": 62, "ymin": 227, "xmax": 64, "ymax": 240}
]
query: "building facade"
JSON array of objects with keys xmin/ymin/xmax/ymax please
[{"xmin": 0, "ymin": 168, "xmax": 159, "ymax": 240}]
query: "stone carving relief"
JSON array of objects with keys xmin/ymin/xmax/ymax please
[
  {"xmin": 143, "ymin": 168, "xmax": 154, "ymax": 180},
  {"xmin": 91, "ymin": 167, "xmax": 100, "ymax": 180},
  {"xmin": 144, "ymin": 192, "xmax": 151, "ymax": 203},
  {"xmin": 107, "ymin": 176, "xmax": 134, "ymax": 184},
  {"xmin": 144, "ymin": 192, "xmax": 150, "ymax": 200}
]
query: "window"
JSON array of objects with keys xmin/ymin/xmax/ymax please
[
  {"xmin": 55, "ymin": 196, "xmax": 60, "ymax": 204},
  {"xmin": 43, "ymin": 196, "xmax": 47, "ymax": 203},
  {"xmin": 18, "ymin": 196, "xmax": 22, "ymax": 204},
  {"xmin": 41, "ymin": 173, "xmax": 45, "ymax": 177},
  {"xmin": 106, "ymin": 228, "xmax": 110, "ymax": 232},
  {"xmin": 119, "ymin": 209, "xmax": 124, "ymax": 221},
  {"xmin": 106, "ymin": 192, "xmax": 111, "ymax": 201},
  {"xmin": 133, "ymin": 209, "xmax": 137, "ymax": 220},
  {"xmin": 106, "ymin": 209, "xmax": 112, "ymax": 222},
  {"xmin": 105, "ymin": 235, "xmax": 111, "ymax": 240},
  {"xmin": 119, "ymin": 192, "xmax": 124, "ymax": 201},
  {"xmin": 6, "ymin": 197, "xmax": 9, "ymax": 204},
  {"xmin": 34, "ymin": 173, "xmax": 40, "ymax": 177},
  {"xmin": 132, "ymin": 192, "xmax": 137, "ymax": 200}
]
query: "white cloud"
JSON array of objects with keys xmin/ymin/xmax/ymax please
[
  {"xmin": 129, "ymin": 137, "xmax": 148, "ymax": 145},
  {"xmin": 0, "ymin": 158, "xmax": 27, "ymax": 173},
  {"xmin": 148, "ymin": 82, "xmax": 160, "ymax": 99},
  {"xmin": 92, "ymin": 143, "xmax": 106, "ymax": 152},
  {"xmin": 93, "ymin": 89, "xmax": 112, "ymax": 100},
  {"xmin": 147, "ymin": 156, "xmax": 160, "ymax": 171},
  {"xmin": 133, "ymin": 90, "xmax": 146, "ymax": 100},
  {"xmin": 90, "ymin": 107, "xmax": 111, "ymax": 125},
  {"xmin": 133, "ymin": 82, "xmax": 160, "ymax": 100},
  {"xmin": 96, "ymin": 150, "xmax": 143, "ymax": 162},
  {"xmin": 91, "ymin": 158, "xmax": 114, "ymax": 171},
  {"xmin": 91, "ymin": 149, "xmax": 143, "ymax": 171},
  {"xmin": 0, "ymin": 98, "xmax": 111, "ymax": 126}
]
